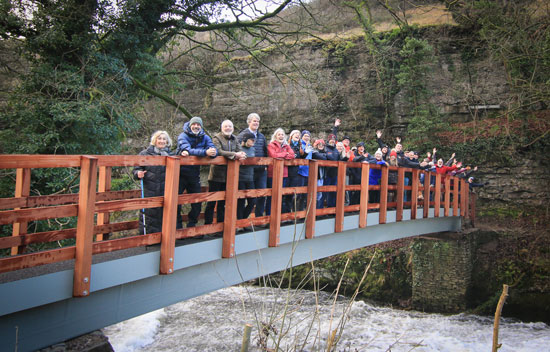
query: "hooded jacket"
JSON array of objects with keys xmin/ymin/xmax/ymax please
[{"xmin": 177, "ymin": 122, "xmax": 217, "ymax": 177}]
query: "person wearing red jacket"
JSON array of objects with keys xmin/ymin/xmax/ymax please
[{"xmin": 266, "ymin": 128, "xmax": 295, "ymax": 214}]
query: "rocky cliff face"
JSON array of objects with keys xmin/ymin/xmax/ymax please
[
  {"xmin": 177, "ymin": 26, "xmax": 511, "ymax": 136},
  {"xmin": 173, "ymin": 25, "xmax": 548, "ymax": 206}
]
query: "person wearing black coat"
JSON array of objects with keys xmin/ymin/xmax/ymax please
[{"xmin": 133, "ymin": 131, "xmax": 182, "ymax": 234}]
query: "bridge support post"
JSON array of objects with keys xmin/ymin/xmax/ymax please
[
  {"xmin": 11, "ymin": 168, "xmax": 30, "ymax": 255},
  {"xmin": 159, "ymin": 156, "xmax": 180, "ymax": 275},
  {"xmin": 434, "ymin": 173, "xmax": 441, "ymax": 217},
  {"xmin": 222, "ymin": 160, "xmax": 239, "ymax": 258},
  {"xmin": 396, "ymin": 167, "xmax": 405, "ymax": 222},
  {"xmin": 379, "ymin": 165, "xmax": 388, "ymax": 224},
  {"xmin": 444, "ymin": 175, "xmax": 451, "ymax": 217},
  {"xmin": 359, "ymin": 163, "xmax": 369, "ymax": 228},
  {"xmin": 423, "ymin": 170, "xmax": 431, "ymax": 218},
  {"xmin": 96, "ymin": 166, "xmax": 111, "ymax": 241},
  {"xmin": 73, "ymin": 156, "xmax": 98, "ymax": 297},
  {"xmin": 453, "ymin": 177, "xmax": 459, "ymax": 216},
  {"xmin": 269, "ymin": 159, "xmax": 284, "ymax": 247},
  {"xmin": 335, "ymin": 163, "xmax": 346, "ymax": 232},
  {"xmin": 410, "ymin": 169, "xmax": 419, "ymax": 220},
  {"xmin": 305, "ymin": 160, "xmax": 318, "ymax": 238}
]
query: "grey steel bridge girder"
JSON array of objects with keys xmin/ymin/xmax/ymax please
[{"xmin": 0, "ymin": 210, "xmax": 461, "ymax": 352}]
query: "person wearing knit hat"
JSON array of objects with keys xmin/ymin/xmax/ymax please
[
  {"xmin": 176, "ymin": 116, "xmax": 217, "ymax": 228},
  {"xmin": 240, "ymin": 131, "xmax": 256, "ymax": 144},
  {"xmin": 189, "ymin": 116, "xmax": 203, "ymax": 129}
]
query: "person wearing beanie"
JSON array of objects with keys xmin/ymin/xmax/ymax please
[
  {"xmin": 177, "ymin": 116, "xmax": 217, "ymax": 228},
  {"xmin": 237, "ymin": 113, "xmax": 268, "ymax": 218},
  {"xmin": 286, "ymin": 130, "xmax": 303, "ymax": 212},
  {"xmin": 311, "ymin": 138, "xmax": 328, "ymax": 209}
]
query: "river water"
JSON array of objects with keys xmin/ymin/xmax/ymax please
[{"xmin": 103, "ymin": 286, "xmax": 549, "ymax": 351}]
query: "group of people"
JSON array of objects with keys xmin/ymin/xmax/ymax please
[{"xmin": 133, "ymin": 114, "xmax": 484, "ymax": 235}]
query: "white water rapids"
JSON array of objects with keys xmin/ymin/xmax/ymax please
[{"xmin": 103, "ymin": 286, "xmax": 549, "ymax": 351}]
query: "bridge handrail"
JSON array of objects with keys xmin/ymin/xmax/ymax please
[{"xmin": 0, "ymin": 154, "xmax": 473, "ymax": 297}]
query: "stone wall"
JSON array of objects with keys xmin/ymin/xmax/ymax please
[{"xmin": 411, "ymin": 233, "xmax": 474, "ymax": 313}]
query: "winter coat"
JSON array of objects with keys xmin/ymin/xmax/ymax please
[
  {"xmin": 325, "ymin": 144, "xmax": 347, "ymax": 178},
  {"xmin": 369, "ymin": 160, "xmax": 387, "ymax": 185},
  {"xmin": 239, "ymin": 145, "xmax": 255, "ymax": 182},
  {"xmin": 267, "ymin": 140, "xmax": 295, "ymax": 177},
  {"xmin": 298, "ymin": 140, "xmax": 313, "ymax": 177},
  {"xmin": 132, "ymin": 145, "xmax": 173, "ymax": 234},
  {"xmin": 238, "ymin": 128, "xmax": 268, "ymax": 171},
  {"xmin": 177, "ymin": 122, "xmax": 217, "ymax": 177},
  {"xmin": 287, "ymin": 140, "xmax": 302, "ymax": 178},
  {"xmin": 208, "ymin": 132, "xmax": 242, "ymax": 183}
]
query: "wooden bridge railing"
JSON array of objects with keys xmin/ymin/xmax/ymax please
[{"xmin": 0, "ymin": 154, "xmax": 473, "ymax": 297}]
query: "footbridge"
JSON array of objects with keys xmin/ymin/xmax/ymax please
[{"xmin": 0, "ymin": 154, "xmax": 474, "ymax": 351}]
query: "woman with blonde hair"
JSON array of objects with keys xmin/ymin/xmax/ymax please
[
  {"xmin": 266, "ymin": 128, "xmax": 295, "ymax": 215},
  {"xmin": 133, "ymin": 131, "xmax": 180, "ymax": 234}
]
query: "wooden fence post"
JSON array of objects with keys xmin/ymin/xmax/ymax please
[
  {"xmin": 359, "ymin": 163, "xmax": 370, "ymax": 228},
  {"xmin": 96, "ymin": 166, "xmax": 112, "ymax": 241},
  {"xmin": 434, "ymin": 173, "xmax": 441, "ymax": 217},
  {"xmin": 73, "ymin": 156, "xmax": 98, "ymax": 297},
  {"xmin": 11, "ymin": 168, "xmax": 31, "ymax": 255},
  {"xmin": 379, "ymin": 165, "xmax": 388, "ymax": 224},
  {"xmin": 159, "ymin": 156, "xmax": 180, "ymax": 275},
  {"xmin": 396, "ymin": 167, "xmax": 405, "ymax": 222},
  {"xmin": 305, "ymin": 160, "xmax": 318, "ymax": 238},
  {"xmin": 444, "ymin": 175, "xmax": 451, "ymax": 217},
  {"xmin": 335, "ymin": 162, "xmax": 346, "ymax": 233},
  {"xmin": 423, "ymin": 170, "xmax": 431, "ymax": 218},
  {"xmin": 410, "ymin": 169, "xmax": 419, "ymax": 220},
  {"xmin": 269, "ymin": 159, "xmax": 284, "ymax": 247},
  {"xmin": 222, "ymin": 160, "xmax": 239, "ymax": 258},
  {"xmin": 460, "ymin": 178, "xmax": 467, "ymax": 218},
  {"xmin": 453, "ymin": 177, "xmax": 459, "ymax": 217}
]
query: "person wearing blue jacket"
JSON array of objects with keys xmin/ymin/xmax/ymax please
[
  {"xmin": 237, "ymin": 113, "xmax": 269, "ymax": 217},
  {"xmin": 176, "ymin": 116, "xmax": 217, "ymax": 227},
  {"xmin": 369, "ymin": 149, "xmax": 388, "ymax": 204}
]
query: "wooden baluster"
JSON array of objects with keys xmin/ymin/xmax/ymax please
[
  {"xmin": 444, "ymin": 175, "xmax": 451, "ymax": 217},
  {"xmin": 335, "ymin": 162, "xmax": 347, "ymax": 233},
  {"xmin": 222, "ymin": 160, "xmax": 239, "ymax": 258},
  {"xmin": 410, "ymin": 169, "xmax": 419, "ymax": 220},
  {"xmin": 11, "ymin": 168, "xmax": 31, "ymax": 255},
  {"xmin": 359, "ymin": 163, "xmax": 370, "ymax": 228},
  {"xmin": 453, "ymin": 177, "xmax": 459, "ymax": 217},
  {"xmin": 396, "ymin": 167, "xmax": 405, "ymax": 222},
  {"xmin": 269, "ymin": 159, "xmax": 284, "ymax": 247},
  {"xmin": 305, "ymin": 160, "xmax": 318, "ymax": 238},
  {"xmin": 464, "ymin": 179, "xmax": 470, "ymax": 219},
  {"xmin": 379, "ymin": 165, "xmax": 388, "ymax": 224},
  {"xmin": 73, "ymin": 156, "xmax": 98, "ymax": 297},
  {"xmin": 434, "ymin": 173, "xmax": 441, "ymax": 217},
  {"xmin": 423, "ymin": 170, "xmax": 430, "ymax": 218},
  {"xmin": 96, "ymin": 166, "xmax": 111, "ymax": 241},
  {"xmin": 159, "ymin": 156, "xmax": 180, "ymax": 275},
  {"xmin": 460, "ymin": 178, "xmax": 467, "ymax": 217}
]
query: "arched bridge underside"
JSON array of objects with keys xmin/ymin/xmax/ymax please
[{"xmin": 1, "ymin": 211, "xmax": 461, "ymax": 352}]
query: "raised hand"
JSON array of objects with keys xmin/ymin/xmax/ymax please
[
  {"xmin": 334, "ymin": 118, "xmax": 341, "ymax": 127},
  {"xmin": 396, "ymin": 136, "xmax": 401, "ymax": 144},
  {"xmin": 376, "ymin": 130, "xmax": 382, "ymax": 139}
]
